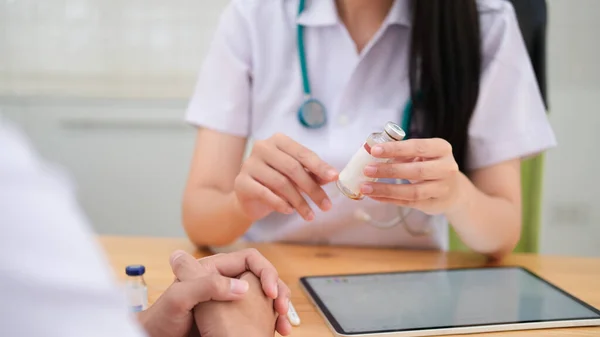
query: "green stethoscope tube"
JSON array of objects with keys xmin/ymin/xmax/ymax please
[{"xmin": 297, "ymin": 0, "xmax": 413, "ymax": 138}]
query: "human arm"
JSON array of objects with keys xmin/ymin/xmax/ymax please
[
  {"xmin": 182, "ymin": 2, "xmax": 337, "ymax": 246},
  {"xmin": 356, "ymin": 2, "xmax": 555, "ymax": 259},
  {"xmin": 361, "ymin": 139, "xmax": 521, "ymax": 259},
  {"xmin": 183, "ymin": 129, "xmax": 338, "ymax": 247},
  {"xmin": 447, "ymin": 160, "xmax": 522, "ymax": 259},
  {"xmin": 182, "ymin": 128, "xmax": 254, "ymax": 246}
]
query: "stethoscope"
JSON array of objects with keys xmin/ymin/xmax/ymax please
[{"xmin": 296, "ymin": 0, "xmax": 431, "ymax": 236}]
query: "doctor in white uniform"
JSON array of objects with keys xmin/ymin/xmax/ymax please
[{"xmin": 182, "ymin": 0, "xmax": 556, "ymax": 259}]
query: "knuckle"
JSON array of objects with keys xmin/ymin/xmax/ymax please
[
  {"xmin": 384, "ymin": 164, "xmax": 398, "ymax": 177},
  {"xmin": 273, "ymin": 175, "xmax": 290, "ymax": 190},
  {"xmin": 241, "ymin": 157, "xmax": 258, "ymax": 172},
  {"xmin": 297, "ymin": 147, "xmax": 316, "ymax": 161},
  {"xmin": 276, "ymin": 199, "xmax": 290, "ymax": 211},
  {"xmin": 252, "ymin": 140, "xmax": 268, "ymax": 154},
  {"xmin": 234, "ymin": 174, "xmax": 244, "ymax": 187},
  {"xmin": 415, "ymin": 142, "xmax": 427, "ymax": 154},
  {"xmin": 259, "ymin": 187, "xmax": 272, "ymax": 201},
  {"xmin": 449, "ymin": 162, "xmax": 459, "ymax": 174},
  {"xmin": 283, "ymin": 161, "xmax": 304, "ymax": 177},
  {"xmin": 271, "ymin": 132, "xmax": 288, "ymax": 144},
  {"xmin": 445, "ymin": 140, "xmax": 453, "ymax": 154},
  {"xmin": 417, "ymin": 165, "xmax": 428, "ymax": 179},
  {"xmin": 244, "ymin": 247, "xmax": 261, "ymax": 257},
  {"xmin": 206, "ymin": 274, "xmax": 225, "ymax": 293},
  {"xmin": 411, "ymin": 186, "xmax": 422, "ymax": 200},
  {"xmin": 170, "ymin": 254, "xmax": 184, "ymax": 271},
  {"xmin": 377, "ymin": 184, "xmax": 390, "ymax": 196}
]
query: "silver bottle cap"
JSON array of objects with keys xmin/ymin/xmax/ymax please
[{"xmin": 384, "ymin": 121, "xmax": 406, "ymax": 141}]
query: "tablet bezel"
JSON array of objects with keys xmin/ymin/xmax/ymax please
[{"xmin": 299, "ymin": 266, "xmax": 600, "ymax": 336}]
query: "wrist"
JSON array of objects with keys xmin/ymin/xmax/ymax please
[
  {"xmin": 229, "ymin": 192, "xmax": 254, "ymax": 225},
  {"xmin": 137, "ymin": 309, "xmax": 160, "ymax": 337},
  {"xmin": 445, "ymin": 172, "xmax": 473, "ymax": 220}
]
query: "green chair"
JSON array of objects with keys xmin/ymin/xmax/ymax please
[{"xmin": 448, "ymin": 155, "xmax": 546, "ymax": 253}]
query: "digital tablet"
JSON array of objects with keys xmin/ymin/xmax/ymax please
[{"xmin": 300, "ymin": 266, "xmax": 600, "ymax": 336}]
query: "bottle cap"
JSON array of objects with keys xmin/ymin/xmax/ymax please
[
  {"xmin": 125, "ymin": 265, "xmax": 146, "ymax": 276},
  {"xmin": 384, "ymin": 121, "xmax": 406, "ymax": 141}
]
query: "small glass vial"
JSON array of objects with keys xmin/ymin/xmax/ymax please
[
  {"xmin": 336, "ymin": 121, "xmax": 406, "ymax": 200},
  {"xmin": 125, "ymin": 265, "xmax": 148, "ymax": 312}
]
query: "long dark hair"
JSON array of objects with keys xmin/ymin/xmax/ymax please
[{"xmin": 409, "ymin": 0, "xmax": 481, "ymax": 171}]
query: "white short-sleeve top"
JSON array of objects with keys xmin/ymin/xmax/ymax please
[{"xmin": 185, "ymin": 0, "xmax": 556, "ymax": 250}]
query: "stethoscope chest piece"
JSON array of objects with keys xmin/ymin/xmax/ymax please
[{"xmin": 298, "ymin": 98, "xmax": 327, "ymax": 128}]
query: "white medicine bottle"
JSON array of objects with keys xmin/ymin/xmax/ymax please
[
  {"xmin": 125, "ymin": 265, "xmax": 148, "ymax": 312},
  {"xmin": 336, "ymin": 121, "xmax": 406, "ymax": 200}
]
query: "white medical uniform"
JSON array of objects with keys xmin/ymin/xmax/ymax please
[
  {"xmin": 186, "ymin": 0, "xmax": 557, "ymax": 250},
  {"xmin": 0, "ymin": 117, "xmax": 146, "ymax": 337}
]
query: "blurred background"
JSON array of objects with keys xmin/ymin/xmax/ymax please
[{"xmin": 1, "ymin": 0, "xmax": 598, "ymax": 256}]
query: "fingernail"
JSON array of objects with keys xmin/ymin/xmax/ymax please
[
  {"xmin": 326, "ymin": 169, "xmax": 338, "ymax": 180},
  {"xmin": 306, "ymin": 211, "xmax": 315, "ymax": 221},
  {"xmin": 230, "ymin": 279, "xmax": 249, "ymax": 294},
  {"xmin": 321, "ymin": 198, "xmax": 332, "ymax": 211},
  {"xmin": 371, "ymin": 146, "xmax": 383, "ymax": 156},
  {"xmin": 170, "ymin": 250, "xmax": 185, "ymax": 265},
  {"xmin": 361, "ymin": 184, "xmax": 373, "ymax": 194},
  {"xmin": 363, "ymin": 165, "xmax": 377, "ymax": 176},
  {"xmin": 284, "ymin": 207, "xmax": 294, "ymax": 215}
]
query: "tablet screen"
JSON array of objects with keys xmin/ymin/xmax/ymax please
[{"xmin": 301, "ymin": 267, "xmax": 600, "ymax": 335}]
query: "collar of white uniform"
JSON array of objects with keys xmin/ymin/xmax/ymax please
[{"xmin": 296, "ymin": 0, "xmax": 412, "ymax": 28}]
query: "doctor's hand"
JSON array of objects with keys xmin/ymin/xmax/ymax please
[
  {"xmin": 234, "ymin": 133, "xmax": 338, "ymax": 221},
  {"xmin": 360, "ymin": 138, "xmax": 463, "ymax": 215}
]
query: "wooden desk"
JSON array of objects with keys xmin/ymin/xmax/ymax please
[{"xmin": 100, "ymin": 236, "xmax": 600, "ymax": 336}]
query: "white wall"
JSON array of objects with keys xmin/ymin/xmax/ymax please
[
  {"xmin": 1, "ymin": 98, "xmax": 195, "ymax": 237},
  {"xmin": 540, "ymin": 0, "xmax": 600, "ymax": 257},
  {"xmin": 0, "ymin": 0, "xmax": 230, "ymax": 237},
  {"xmin": 0, "ymin": 0, "xmax": 228, "ymax": 98},
  {"xmin": 1, "ymin": 0, "xmax": 599, "ymax": 253}
]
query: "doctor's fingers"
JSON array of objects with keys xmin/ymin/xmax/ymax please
[
  {"xmin": 363, "ymin": 158, "xmax": 458, "ymax": 181},
  {"xmin": 370, "ymin": 138, "xmax": 453, "ymax": 159},
  {"xmin": 261, "ymin": 148, "xmax": 332, "ymax": 212},
  {"xmin": 360, "ymin": 180, "xmax": 447, "ymax": 201},
  {"xmin": 265, "ymin": 133, "xmax": 339, "ymax": 183},
  {"xmin": 235, "ymin": 174, "xmax": 292, "ymax": 215},
  {"xmin": 245, "ymin": 158, "xmax": 315, "ymax": 221}
]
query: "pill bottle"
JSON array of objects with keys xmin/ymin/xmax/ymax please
[
  {"xmin": 336, "ymin": 121, "xmax": 406, "ymax": 200},
  {"xmin": 125, "ymin": 265, "xmax": 148, "ymax": 312}
]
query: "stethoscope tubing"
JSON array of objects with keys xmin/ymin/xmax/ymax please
[{"xmin": 296, "ymin": 0, "xmax": 430, "ymax": 235}]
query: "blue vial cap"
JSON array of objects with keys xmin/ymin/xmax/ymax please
[{"xmin": 125, "ymin": 265, "xmax": 146, "ymax": 276}]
